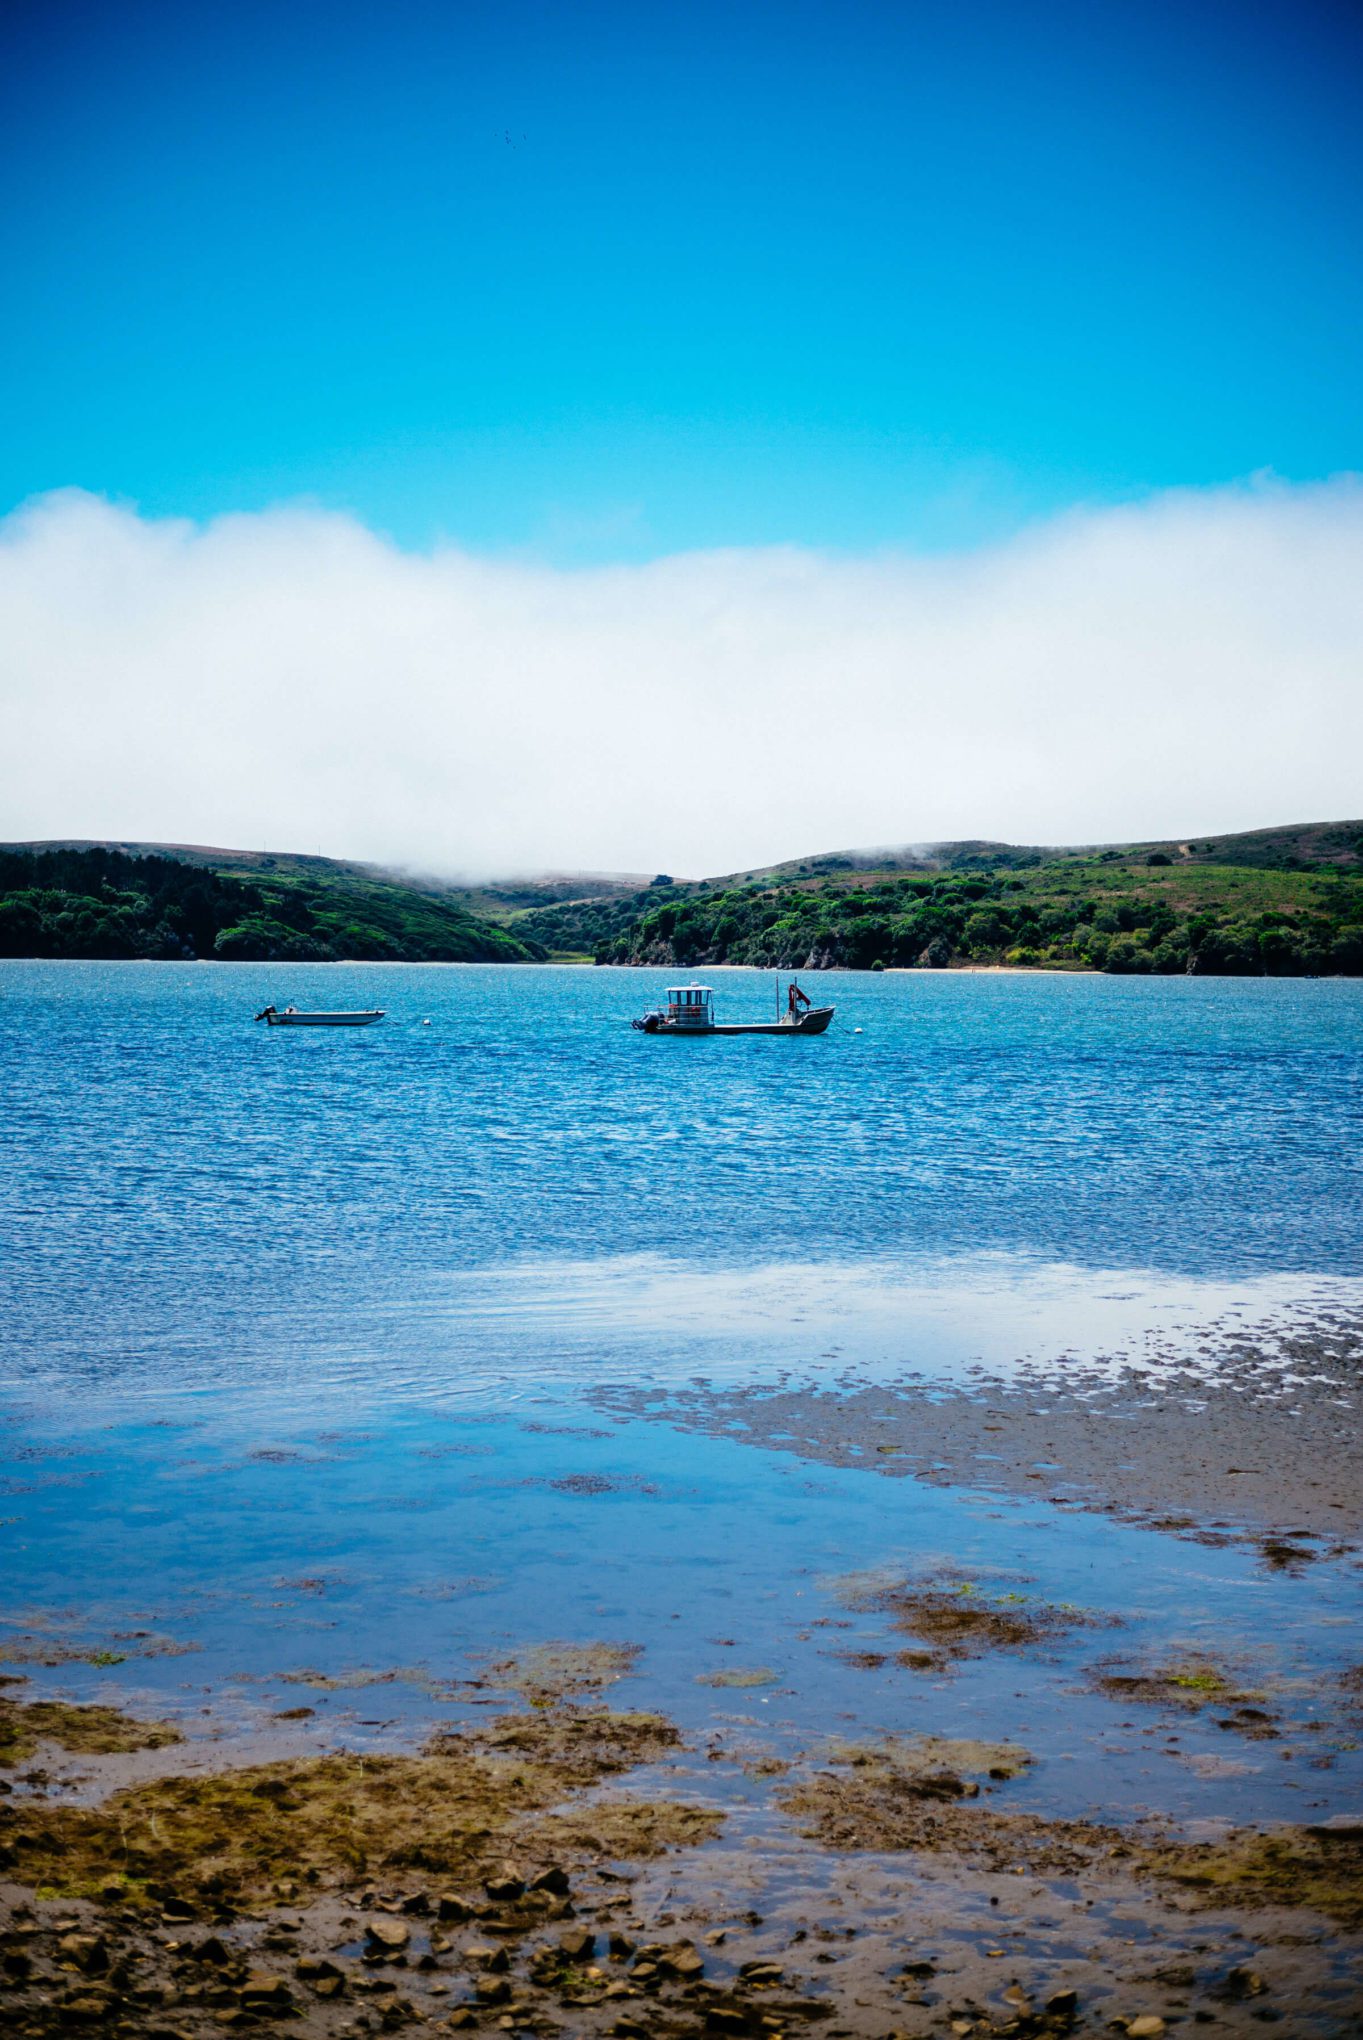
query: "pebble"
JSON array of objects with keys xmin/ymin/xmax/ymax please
[
  {"xmin": 58, "ymin": 1996, "xmax": 110, "ymax": 2023},
  {"xmin": 239, "ymin": 1972, "xmax": 296, "ymax": 2017},
  {"xmin": 484, "ymin": 1863, "xmax": 526, "ymax": 1902},
  {"xmin": 241, "ymin": 1972, "xmax": 291, "ymax": 1996},
  {"xmin": 364, "ymin": 1919, "xmax": 412, "ymax": 1953},
  {"xmin": 57, "ymin": 1934, "xmax": 108, "ymax": 1974},
  {"xmin": 739, "ymin": 1960, "xmax": 783, "ymax": 1985}
]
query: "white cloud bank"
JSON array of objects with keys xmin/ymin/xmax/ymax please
[{"xmin": 1, "ymin": 479, "xmax": 1360, "ymax": 877}]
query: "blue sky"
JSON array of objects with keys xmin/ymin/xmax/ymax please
[{"xmin": 3, "ymin": 0, "xmax": 1361, "ymax": 562}]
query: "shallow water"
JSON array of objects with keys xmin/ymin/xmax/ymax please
[
  {"xmin": 2, "ymin": 960, "xmax": 1361, "ymax": 1838},
  {"xmin": 5, "ymin": 1391, "xmax": 1362, "ymax": 1830},
  {"xmin": 2, "ymin": 960, "xmax": 1361, "ymax": 1394}
]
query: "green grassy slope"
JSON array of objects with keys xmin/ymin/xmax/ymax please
[
  {"xmin": 513, "ymin": 822, "xmax": 1363, "ymax": 976},
  {"xmin": 713, "ymin": 817, "xmax": 1363, "ymax": 884}
]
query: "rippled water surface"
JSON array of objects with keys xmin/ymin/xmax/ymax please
[
  {"xmin": 2, "ymin": 960, "xmax": 1361, "ymax": 1840},
  {"xmin": 2, "ymin": 961, "xmax": 1361, "ymax": 1397}
]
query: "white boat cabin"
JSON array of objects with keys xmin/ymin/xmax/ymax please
[{"xmin": 665, "ymin": 983, "xmax": 715, "ymax": 1030}]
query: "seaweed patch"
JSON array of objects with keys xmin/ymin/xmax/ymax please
[
  {"xmin": 0, "ymin": 1697, "xmax": 181, "ymax": 1768},
  {"xmin": 0, "ymin": 1710, "xmax": 716, "ymax": 1909}
]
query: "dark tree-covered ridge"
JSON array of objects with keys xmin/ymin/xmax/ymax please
[{"xmin": 0, "ymin": 846, "xmax": 542, "ymax": 963}]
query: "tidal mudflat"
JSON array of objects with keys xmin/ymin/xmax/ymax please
[{"xmin": 2, "ymin": 962, "xmax": 1361, "ymax": 2036}]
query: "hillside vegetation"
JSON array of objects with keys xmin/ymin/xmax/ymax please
[
  {"xmin": 514, "ymin": 821, "xmax": 1363, "ymax": 976},
  {"xmin": 6, "ymin": 823, "xmax": 1362, "ymax": 975},
  {"xmin": 0, "ymin": 845, "xmax": 542, "ymax": 963}
]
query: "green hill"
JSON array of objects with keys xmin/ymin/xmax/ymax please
[
  {"xmin": 510, "ymin": 820, "xmax": 1363, "ymax": 976},
  {"xmin": 5, "ymin": 822, "xmax": 1362, "ymax": 975},
  {"xmin": 710, "ymin": 817, "xmax": 1363, "ymax": 883},
  {"xmin": 0, "ymin": 842, "xmax": 543, "ymax": 964}
]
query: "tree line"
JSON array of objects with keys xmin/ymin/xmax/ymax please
[
  {"xmin": 0, "ymin": 847, "xmax": 542, "ymax": 963},
  {"xmin": 518, "ymin": 863, "xmax": 1363, "ymax": 976}
]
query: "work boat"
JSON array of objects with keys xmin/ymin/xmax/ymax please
[
  {"xmin": 254, "ymin": 1005, "xmax": 384, "ymax": 1027},
  {"xmin": 631, "ymin": 983, "xmax": 834, "ymax": 1036}
]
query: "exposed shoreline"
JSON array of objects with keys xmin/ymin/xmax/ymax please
[
  {"xmin": 4, "ymin": 1681, "xmax": 1363, "ymax": 2038},
  {"xmin": 595, "ymin": 1309, "xmax": 1362, "ymax": 1546},
  {"xmin": 6, "ymin": 1271, "xmax": 1362, "ymax": 2030}
]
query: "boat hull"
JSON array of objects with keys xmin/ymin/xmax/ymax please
[
  {"xmin": 637, "ymin": 1006, "xmax": 835, "ymax": 1037},
  {"xmin": 713, "ymin": 1006, "xmax": 835, "ymax": 1035},
  {"xmin": 262, "ymin": 1011, "xmax": 385, "ymax": 1027},
  {"xmin": 714, "ymin": 1007, "xmax": 832, "ymax": 1036}
]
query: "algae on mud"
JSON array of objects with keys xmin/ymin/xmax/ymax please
[
  {"xmin": 1141, "ymin": 1824, "xmax": 1363, "ymax": 1929},
  {"xmin": 777, "ymin": 1749, "xmax": 1117, "ymax": 1873},
  {"xmin": 1090, "ymin": 1658, "xmax": 1282, "ymax": 1737},
  {"xmin": 831, "ymin": 1570, "xmax": 1104, "ymax": 1666},
  {"xmin": 0, "ymin": 1696, "xmax": 180, "ymax": 1768},
  {"xmin": 441, "ymin": 1704, "xmax": 682, "ymax": 1781},
  {"xmin": 696, "ymin": 1665, "xmax": 782, "ymax": 1689},
  {"xmin": 483, "ymin": 1640, "xmax": 643, "ymax": 1704},
  {"xmin": 0, "ymin": 1706, "xmax": 718, "ymax": 1908},
  {"xmin": 822, "ymin": 1733, "xmax": 1032, "ymax": 1783},
  {"xmin": 778, "ymin": 1746, "xmax": 1363, "ymax": 1930}
]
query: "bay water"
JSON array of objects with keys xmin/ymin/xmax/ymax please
[{"xmin": 2, "ymin": 960, "xmax": 1361, "ymax": 1834}]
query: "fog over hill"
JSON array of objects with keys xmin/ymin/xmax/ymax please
[
  {"xmin": 4, "ymin": 821, "xmax": 1361, "ymax": 973},
  {"xmin": 16, "ymin": 816, "xmax": 1362, "ymax": 902},
  {"xmin": 5, "ymin": 484, "xmax": 1363, "ymax": 876},
  {"xmin": 713, "ymin": 818, "xmax": 1363, "ymax": 886}
]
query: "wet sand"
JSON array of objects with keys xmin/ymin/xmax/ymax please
[{"xmin": 595, "ymin": 1310, "xmax": 1362, "ymax": 1545}]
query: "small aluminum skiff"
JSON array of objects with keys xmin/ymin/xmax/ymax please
[{"xmin": 254, "ymin": 1005, "xmax": 384, "ymax": 1027}]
